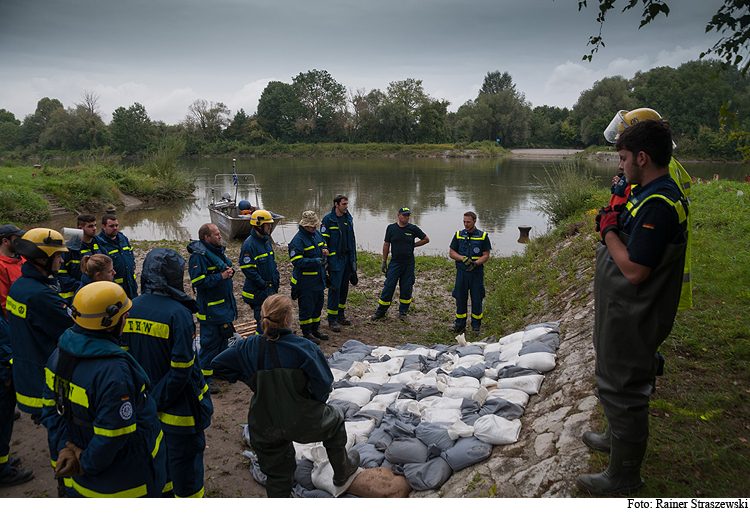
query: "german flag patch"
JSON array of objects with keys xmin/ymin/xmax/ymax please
[{"xmin": 642, "ymin": 223, "xmax": 655, "ymax": 230}]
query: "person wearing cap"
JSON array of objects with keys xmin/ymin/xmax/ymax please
[
  {"xmin": 58, "ymin": 214, "xmax": 100, "ymax": 305},
  {"xmin": 40, "ymin": 281, "xmax": 168, "ymax": 498},
  {"xmin": 187, "ymin": 223, "xmax": 237, "ymax": 390},
  {"xmin": 321, "ymin": 195, "xmax": 358, "ymax": 332},
  {"xmin": 121, "ymin": 248, "xmax": 213, "ymax": 498},
  {"xmin": 448, "ymin": 211, "xmax": 492, "ymax": 336},
  {"xmin": 95, "ymin": 214, "xmax": 138, "ymax": 299},
  {"xmin": 7, "ymin": 229, "xmax": 74, "ymax": 420},
  {"xmin": 371, "ymin": 207, "xmax": 429, "ymax": 321},
  {"xmin": 0, "ymin": 224, "xmax": 26, "ymax": 319},
  {"xmin": 289, "ymin": 211, "xmax": 329, "ymax": 344}
]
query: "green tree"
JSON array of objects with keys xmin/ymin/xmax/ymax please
[
  {"xmin": 572, "ymin": 75, "xmax": 636, "ymax": 145},
  {"xmin": 0, "ymin": 109, "xmax": 21, "ymax": 151},
  {"xmin": 111, "ymin": 102, "xmax": 153, "ymax": 154},
  {"xmin": 256, "ymin": 81, "xmax": 305, "ymax": 142},
  {"xmin": 20, "ymin": 97, "xmax": 64, "ymax": 148},
  {"xmin": 183, "ymin": 99, "xmax": 230, "ymax": 143},
  {"xmin": 292, "ymin": 69, "xmax": 346, "ymax": 140}
]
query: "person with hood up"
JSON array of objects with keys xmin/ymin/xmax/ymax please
[
  {"xmin": 121, "ymin": 248, "xmax": 213, "ymax": 498},
  {"xmin": 187, "ymin": 223, "xmax": 238, "ymax": 389},
  {"xmin": 41, "ymin": 280, "xmax": 167, "ymax": 498}
]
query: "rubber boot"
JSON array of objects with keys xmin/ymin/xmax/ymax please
[
  {"xmin": 302, "ymin": 330, "xmax": 321, "ymax": 345},
  {"xmin": 576, "ymin": 436, "xmax": 646, "ymax": 495},
  {"xmin": 328, "ymin": 448, "xmax": 360, "ymax": 486},
  {"xmin": 582, "ymin": 425, "xmax": 611, "ymax": 453}
]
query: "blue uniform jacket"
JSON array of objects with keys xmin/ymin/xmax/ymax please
[
  {"xmin": 212, "ymin": 329, "xmax": 334, "ymax": 403},
  {"xmin": 450, "ymin": 228, "xmax": 492, "ymax": 273},
  {"xmin": 0, "ymin": 316, "xmax": 11, "ymax": 386},
  {"xmin": 187, "ymin": 240, "xmax": 238, "ymax": 325},
  {"xmin": 121, "ymin": 293, "xmax": 212, "ymax": 435},
  {"xmin": 41, "ymin": 327, "xmax": 167, "ymax": 498},
  {"xmin": 289, "ymin": 226, "xmax": 327, "ymax": 292},
  {"xmin": 95, "ymin": 231, "xmax": 137, "ymax": 299},
  {"xmin": 321, "ymin": 207, "xmax": 357, "ymax": 273},
  {"xmin": 7, "ymin": 262, "xmax": 74, "ymax": 415},
  {"xmin": 58, "ymin": 239, "xmax": 99, "ymax": 304},
  {"xmin": 239, "ymin": 229, "xmax": 279, "ymax": 305}
]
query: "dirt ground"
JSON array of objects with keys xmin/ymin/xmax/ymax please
[{"xmin": 1, "ymin": 240, "xmax": 457, "ymax": 498}]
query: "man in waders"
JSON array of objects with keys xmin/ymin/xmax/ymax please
[{"xmin": 578, "ymin": 119, "xmax": 688, "ymax": 495}]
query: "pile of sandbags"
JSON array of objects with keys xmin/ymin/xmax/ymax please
[{"xmin": 245, "ymin": 321, "xmax": 560, "ymax": 497}]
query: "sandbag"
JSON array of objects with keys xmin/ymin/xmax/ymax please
[
  {"xmin": 360, "ymin": 392, "xmax": 400, "ymax": 413},
  {"xmin": 516, "ymin": 351, "xmax": 556, "ymax": 373},
  {"xmin": 346, "ymin": 419, "xmax": 376, "ymax": 445},
  {"xmin": 422, "ymin": 406, "xmax": 462, "ymax": 424},
  {"xmin": 384, "ymin": 437, "xmax": 429, "ymax": 465},
  {"xmin": 519, "ymin": 338, "xmax": 556, "ymax": 355},
  {"xmin": 346, "ymin": 467, "xmax": 412, "ymax": 498},
  {"xmin": 294, "ymin": 458, "xmax": 316, "ymax": 490},
  {"xmin": 310, "ymin": 446, "xmax": 363, "ymax": 497},
  {"xmin": 485, "ymin": 388, "xmax": 530, "ymax": 407},
  {"xmin": 472, "ymin": 414, "xmax": 522, "ymax": 445},
  {"xmin": 358, "ymin": 371, "xmax": 390, "ymax": 385},
  {"xmin": 522, "ymin": 326, "xmax": 554, "ymax": 342},
  {"xmin": 347, "ymin": 361, "xmax": 368, "ymax": 377},
  {"xmin": 442, "ymin": 386, "xmax": 479, "ymax": 400},
  {"xmin": 352, "ymin": 443, "xmax": 385, "ymax": 468},
  {"xmin": 415, "ymin": 422, "xmax": 456, "ymax": 452},
  {"xmin": 441, "ymin": 436, "xmax": 493, "ymax": 471},
  {"xmin": 328, "ymin": 386, "xmax": 373, "ymax": 407},
  {"xmin": 291, "ymin": 485, "xmax": 334, "ymax": 498},
  {"xmin": 403, "ymin": 457, "xmax": 453, "ymax": 491},
  {"xmin": 447, "ymin": 419, "xmax": 474, "ymax": 440},
  {"xmin": 495, "ymin": 374, "xmax": 545, "ymax": 395},
  {"xmin": 478, "ymin": 397, "xmax": 525, "ymax": 420},
  {"xmin": 366, "ymin": 427, "xmax": 393, "ymax": 451},
  {"xmin": 369, "ymin": 357, "xmax": 404, "ymax": 375},
  {"xmin": 497, "ymin": 330, "xmax": 524, "ymax": 346}
]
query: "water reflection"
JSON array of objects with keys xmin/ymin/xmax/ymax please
[{"xmin": 29, "ymin": 156, "xmax": 748, "ymax": 258}]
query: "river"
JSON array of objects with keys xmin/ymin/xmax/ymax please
[{"xmin": 45, "ymin": 154, "xmax": 750, "ymax": 257}]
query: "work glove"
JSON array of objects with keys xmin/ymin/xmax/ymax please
[
  {"xmin": 55, "ymin": 442, "xmax": 84, "ymax": 478},
  {"xmin": 315, "ymin": 257, "xmax": 326, "ymax": 266},
  {"xmin": 462, "ymin": 255, "xmax": 472, "ymax": 266},
  {"xmin": 381, "ymin": 261, "xmax": 388, "ymax": 274},
  {"xmin": 595, "ymin": 206, "xmax": 612, "ymax": 233},
  {"xmin": 599, "ymin": 209, "xmax": 620, "ymax": 243},
  {"xmin": 466, "ymin": 261, "xmax": 477, "ymax": 272},
  {"xmin": 350, "ymin": 270, "xmax": 358, "ymax": 286},
  {"xmin": 291, "ymin": 288, "xmax": 300, "ymax": 300}
]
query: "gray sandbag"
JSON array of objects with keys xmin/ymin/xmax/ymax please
[
  {"xmin": 376, "ymin": 382, "xmax": 406, "ymax": 396},
  {"xmin": 519, "ymin": 338, "xmax": 556, "ymax": 355},
  {"xmin": 416, "ymin": 385, "xmax": 441, "ymax": 401},
  {"xmin": 326, "ymin": 399, "xmax": 361, "ymax": 420},
  {"xmin": 495, "ymin": 365, "xmax": 540, "ymax": 379},
  {"xmin": 478, "ymin": 397, "xmax": 525, "ymax": 420},
  {"xmin": 340, "ymin": 340, "xmax": 377, "ymax": 353},
  {"xmin": 346, "ymin": 467, "xmax": 412, "ymax": 498},
  {"xmin": 460, "ymin": 398, "xmax": 482, "ymax": 426},
  {"xmin": 331, "ymin": 380, "xmax": 381, "ymax": 393},
  {"xmin": 403, "ymin": 457, "xmax": 453, "ymax": 491},
  {"xmin": 353, "ymin": 409, "xmax": 385, "ymax": 427},
  {"xmin": 449, "ymin": 363, "xmax": 486, "ymax": 380},
  {"xmin": 415, "ymin": 422, "xmax": 456, "ymax": 452},
  {"xmin": 367, "ymin": 426, "xmax": 393, "ymax": 451},
  {"xmin": 400, "ymin": 354, "xmax": 424, "ymax": 372},
  {"xmin": 455, "ymin": 345, "xmax": 484, "ymax": 357},
  {"xmin": 484, "ymin": 350, "xmax": 502, "ymax": 369},
  {"xmin": 353, "ymin": 443, "xmax": 386, "ymax": 468},
  {"xmin": 292, "ymin": 485, "xmax": 333, "ymax": 498},
  {"xmin": 524, "ymin": 321, "xmax": 560, "ymax": 332},
  {"xmin": 294, "ymin": 458, "xmax": 315, "ymax": 490},
  {"xmin": 441, "ymin": 436, "xmax": 493, "ymax": 471},
  {"xmin": 385, "ymin": 437, "xmax": 429, "ymax": 465},
  {"xmin": 396, "ymin": 384, "xmax": 418, "ymax": 400}
]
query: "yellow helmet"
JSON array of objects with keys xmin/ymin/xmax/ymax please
[
  {"xmin": 70, "ymin": 281, "xmax": 132, "ymax": 330},
  {"xmin": 250, "ymin": 209, "xmax": 274, "ymax": 226},
  {"xmin": 604, "ymin": 108, "xmax": 663, "ymax": 143},
  {"xmin": 14, "ymin": 228, "xmax": 69, "ymax": 259}
]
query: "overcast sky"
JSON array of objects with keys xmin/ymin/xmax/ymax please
[{"xmin": 0, "ymin": 0, "xmax": 727, "ymax": 125}]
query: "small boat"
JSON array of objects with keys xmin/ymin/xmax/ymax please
[{"xmin": 207, "ymin": 160, "xmax": 284, "ymax": 240}]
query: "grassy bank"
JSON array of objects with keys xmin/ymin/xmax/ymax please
[{"xmin": 0, "ymin": 158, "xmax": 196, "ymax": 224}]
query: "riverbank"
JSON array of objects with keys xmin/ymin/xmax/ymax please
[{"xmin": 2, "ymin": 182, "xmax": 747, "ymax": 498}]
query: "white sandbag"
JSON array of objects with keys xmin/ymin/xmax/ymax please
[
  {"xmin": 371, "ymin": 346, "xmax": 410, "ymax": 360},
  {"xmin": 455, "ymin": 333, "xmax": 468, "ymax": 346},
  {"xmin": 522, "ymin": 326, "xmax": 553, "ymax": 342},
  {"xmin": 328, "ymin": 386, "xmax": 374, "ymax": 408},
  {"xmin": 346, "ymin": 419, "xmax": 376, "ymax": 445},
  {"xmin": 369, "ymin": 357, "xmax": 404, "ymax": 376},
  {"xmin": 358, "ymin": 371, "xmax": 391, "ymax": 385},
  {"xmin": 447, "ymin": 419, "xmax": 475, "ymax": 440},
  {"xmin": 495, "ymin": 374, "xmax": 545, "ymax": 395},
  {"xmin": 392, "ymin": 399, "xmax": 424, "ymax": 417},
  {"xmin": 480, "ymin": 377, "xmax": 497, "ymax": 388},
  {"xmin": 387, "ymin": 370, "xmax": 425, "ymax": 387},
  {"xmin": 498, "ymin": 341, "xmax": 523, "ymax": 362},
  {"xmin": 473, "ymin": 415, "xmax": 522, "ymax": 445},
  {"xmin": 483, "ymin": 342, "xmax": 502, "ymax": 356},
  {"xmin": 442, "ymin": 386, "xmax": 479, "ymax": 400},
  {"xmin": 420, "ymin": 395, "xmax": 463, "ymax": 410},
  {"xmin": 446, "ymin": 376, "xmax": 480, "ymax": 389},
  {"xmin": 497, "ymin": 330, "xmax": 524, "ymax": 345},
  {"xmin": 310, "ymin": 445, "xmax": 364, "ymax": 497},
  {"xmin": 516, "ymin": 351, "xmax": 556, "ymax": 373},
  {"xmin": 360, "ymin": 392, "xmax": 400, "ymax": 413},
  {"xmin": 422, "ymin": 406, "xmax": 462, "ymax": 424},
  {"xmin": 293, "ymin": 441, "xmax": 321, "ymax": 462},
  {"xmin": 347, "ymin": 361, "xmax": 368, "ymax": 378},
  {"xmin": 471, "ymin": 386, "xmax": 489, "ymax": 405},
  {"xmin": 413, "ymin": 375, "xmax": 438, "ymax": 390},
  {"xmin": 456, "ymin": 354, "xmax": 486, "ymax": 367},
  {"xmin": 331, "ymin": 368, "xmax": 349, "ymax": 382},
  {"xmin": 485, "ymin": 388, "xmax": 530, "ymax": 407},
  {"xmin": 408, "ymin": 347, "xmax": 431, "ymax": 356}
]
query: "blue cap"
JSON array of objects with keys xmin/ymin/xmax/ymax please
[{"xmin": 398, "ymin": 207, "xmax": 411, "ymax": 215}]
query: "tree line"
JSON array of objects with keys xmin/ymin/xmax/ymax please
[{"xmin": 2, "ymin": 60, "xmax": 750, "ymax": 159}]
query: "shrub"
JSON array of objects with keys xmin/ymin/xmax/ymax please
[
  {"xmin": 0, "ymin": 185, "xmax": 50, "ymax": 223},
  {"xmin": 533, "ymin": 161, "xmax": 600, "ymax": 225}
]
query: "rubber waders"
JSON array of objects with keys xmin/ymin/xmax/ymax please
[
  {"xmin": 582, "ymin": 425, "xmax": 612, "ymax": 453},
  {"xmin": 577, "ymin": 436, "xmax": 646, "ymax": 495}
]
